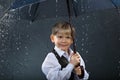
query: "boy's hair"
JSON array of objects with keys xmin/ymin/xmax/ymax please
[{"xmin": 51, "ymin": 21, "xmax": 75, "ymax": 38}]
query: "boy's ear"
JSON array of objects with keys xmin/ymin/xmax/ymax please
[{"xmin": 50, "ymin": 34, "xmax": 54, "ymax": 43}]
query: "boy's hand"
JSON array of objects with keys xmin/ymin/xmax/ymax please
[
  {"xmin": 74, "ymin": 66, "xmax": 82, "ymax": 75},
  {"xmin": 70, "ymin": 53, "xmax": 80, "ymax": 66}
]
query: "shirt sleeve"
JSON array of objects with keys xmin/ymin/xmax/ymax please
[
  {"xmin": 41, "ymin": 52, "xmax": 74, "ymax": 80},
  {"xmin": 79, "ymin": 55, "xmax": 89, "ymax": 80}
]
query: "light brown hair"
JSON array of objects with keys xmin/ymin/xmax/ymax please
[{"xmin": 51, "ymin": 21, "xmax": 75, "ymax": 39}]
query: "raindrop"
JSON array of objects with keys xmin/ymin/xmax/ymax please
[
  {"xmin": 118, "ymin": 66, "xmax": 120, "ymax": 69},
  {"xmin": 81, "ymin": 9, "xmax": 85, "ymax": 12},
  {"xmin": 1, "ymin": 35, "xmax": 5, "ymax": 38},
  {"xmin": 85, "ymin": 59, "xmax": 88, "ymax": 62},
  {"xmin": 1, "ymin": 43, "xmax": 5, "ymax": 46},
  {"xmin": 56, "ymin": 9, "xmax": 58, "ymax": 12},
  {"xmin": 81, "ymin": 48, "xmax": 84, "ymax": 51},
  {"xmin": 25, "ymin": 52, "xmax": 29, "ymax": 56},
  {"xmin": 118, "ymin": 38, "xmax": 120, "ymax": 41},
  {"xmin": 56, "ymin": 0, "xmax": 58, "ymax": 3},
  {"xmin": 5, "ymin": 32, "xmax": 8, "ymax": 35},
  {"xmin": 82, "ymin": 32, "xmax": 85, "ymax": 35},
  {"xmin": 86, "ymin": 15, "xmax": 90, "ymax": 18},
  {"xmin": 4, "ymin": 13, "xmax": 8, "ymax": 17},
  {"xmin": 82, "ymin": 25, "xmax": 84, "ymax": 28},
  {"xmin": 18, "ymin": 16, "xmax": 21, "ymax": 20},
  {"xmin": 85, "ymin": 24, "xmax": 88, "ymax": 26},
  {"xmin": 25, "ymin": 46, "xmax": 28, "ymax": 49},
  {"xmin": 82, "ymin": 38, "xmax": 84, "ymax": 41},
  {"xmin": 0, "ymin": 5, "xmax": 3, "ymax": 10},
  {"xmin": 81, "ymin": 43, "xmax": 84, "ymax": 46},
  {"xmin": 19, "ymin": 42, "xmax": 22, "ymax": 45},
  {"xmin": 2, "ymin": 30, "xmax": 4, "ymax": 33},
  {"xmin": 26, "ymin": 35, "xmax": 30, "ymax": 38},
  {"xmin": 85, "ymin": 33, "xmax": 88, "ymax": 36},
  {"xmin": 118, "ymin": 61, "xmax": 120, "ymax": 64},
  {"xmin": 1, "ymin": 60, "xmax": 4, "ymax": 63},
  {"xmin": 16, "ymin": 70, "xmax": 20, "ymax": 73},
  {"xmin": 86, "ymin": 37, "xmax": 88, "ymax": 40},
  {"xmin": 16, "ymin": 42, "xmax": 18, "ymax": 45},
  {"xmin": 56, "ymin": 15, "xmax": 58, "ymax": 18},
  {"xmin": 16, "ymin": 47, "xmax": 20, "ymax": 50},
  {"xmin": 86, "ymin": 51, "xmax": 88, "ymax": 54},
  {"xmin": 87, "ymin": 6, "xmax": 90, "ymax": 9},
  {"xmin": 82, "ymin": 17, "xmax": 85, "ymax": 21},
  {"xmin": 24, "ymin": 58, "xmax": 27, "ymax": 61},
  {"xmin": 19, "ymin": 62, "xmax": 24, "ymax": 66},
  {"xmin": 75, "ymin": 39, "xmax": 78, "ymax": 42},
  {"xmin": 1, "ymin": 73, "xmax": 4, "ymax": 76}
]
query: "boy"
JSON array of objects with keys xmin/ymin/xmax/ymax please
[{"xmin": 42, "ymin": 21, "xmax": 89, "ymax": 80}]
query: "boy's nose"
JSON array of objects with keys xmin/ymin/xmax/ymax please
[{"xmin": 61, "ymin": 38, "xmax": 67, "ymax": 42}]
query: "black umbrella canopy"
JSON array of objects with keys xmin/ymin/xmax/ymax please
[
  {"xmin": 0, "ymin": 0, "xmax": 46, "ymax": 22},
  {"xmin": 18, "ymin": 0, "xmax": 120, "ymax": 20},
  {"xmin": 10, "ymin": 0, "xmax": 46, "ymax": 9},
  {"xmin": 0, "ymin": 0, "xmax": 120, "ymax": 22}
]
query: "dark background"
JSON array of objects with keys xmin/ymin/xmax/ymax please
[{"xmin": 0, "ymin": 0, "xmax": 120, "ymax": 80}]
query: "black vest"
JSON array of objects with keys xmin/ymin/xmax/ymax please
[{"xmin": 52, "ymin": 49, "xmax": 84, "ymax": 80}]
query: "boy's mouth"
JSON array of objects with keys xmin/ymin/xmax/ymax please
[{"xmin": 60, "ymin": 44, "xmax": 68, "ymax": 48}]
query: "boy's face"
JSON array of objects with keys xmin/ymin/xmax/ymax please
[{"xmin": 50, "ymin": 29, "xmax": 73, "ymax": 52}]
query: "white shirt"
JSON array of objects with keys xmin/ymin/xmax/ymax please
[{"xmin": 42, "ymin": 46, "xmax": 89, "ymax": 80}]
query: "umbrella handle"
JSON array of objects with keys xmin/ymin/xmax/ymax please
[
  {"xmin": 66, "ymin": 0, "xmax": 71, "ymax": 22},
  {"xmin": 66, "ymin": 0, "xmax": 77, "ymax": 53},
  {"xmin": 66, "ymin": 1, "xmax": 84, "ymax": 79}
]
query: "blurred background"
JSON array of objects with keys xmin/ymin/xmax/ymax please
[{"xmin": 0, "ymin": 0, "xmax": 120, "ymax": 80}]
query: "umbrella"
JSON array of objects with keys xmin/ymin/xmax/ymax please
[
  {"xmin": 10, "ymin": 0, "xmax": 46, "ymax": 9},
  {"xmin": 111, "ymin": 0, "xmax": 120, "ymax": 14},
  {"xmin": 0, "ymin": 0, "xmax": 120, "ymax": 80},
  {"xmin": 1, "ymin": 0, "xmax": 120, "ymax": 52},
  {"xmin": 1, "ymin": 0, "xmax": 120, "ymax": 22},
  {"xmin": 111, "ymin": 0, "xmax": 120, "ymax": 7},
  {"xmin": 0, "ymin": 0, "xmax": 46, "ymax": 22}
]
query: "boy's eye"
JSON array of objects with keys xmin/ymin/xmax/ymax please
[
  {"xmin": 57, "ymin": 36, "xmax": 63, "ymax": 38},
  {"xmin": 66, "ymin": 36, "xmax": 71, "ymax": 39},
  {"xmin": 57, "ymin": 35, "xmax": 72, "ymax": 39}
]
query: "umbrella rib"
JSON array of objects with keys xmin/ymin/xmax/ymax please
[
  {"xmin": 110, "ymin": 0, "xmax": 120, "ymax": 14},
  {"xmin": 0, "ymin": 7, "xmax": 11, "ymax": 23},
  {"xmin": 31, "ymin": 3, "xmax": 40, "ymax": 22}
]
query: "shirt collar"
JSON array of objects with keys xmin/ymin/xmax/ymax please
[{"xmin": 54, "ymin": 46, "xmax": 73, "ymax": 57}]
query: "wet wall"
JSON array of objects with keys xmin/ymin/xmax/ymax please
[{"xmin": 0, "ymin": 0, "xmax": 120, "ymax": 80}]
